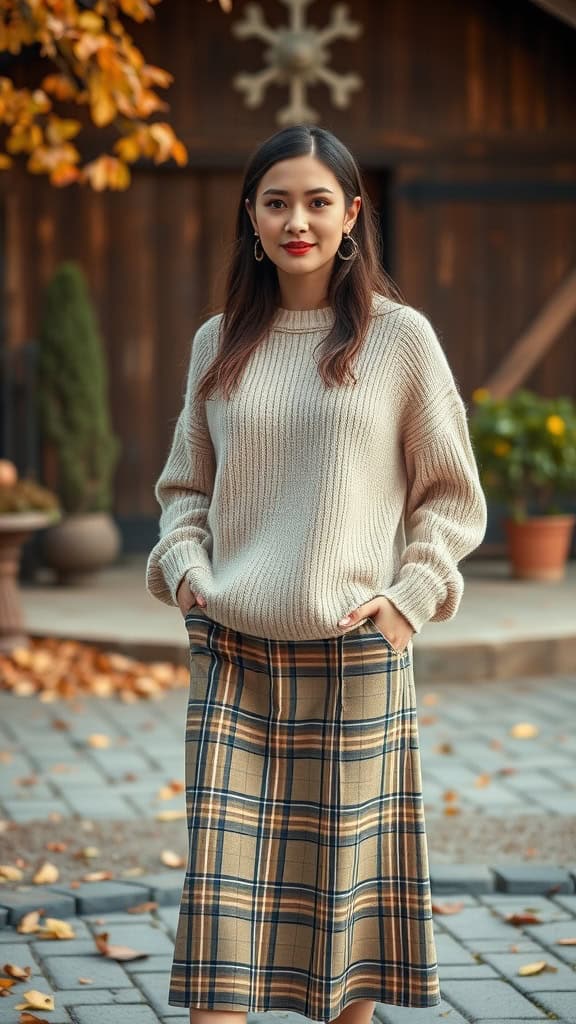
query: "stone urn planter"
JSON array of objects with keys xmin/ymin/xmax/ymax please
[
  {"xmin": 41, "ymin": 511, "xmax": 122, "ymax": 585},
  {"xmin": 0, "ymin": 511, "xmax": 56, "ymax": 653}
]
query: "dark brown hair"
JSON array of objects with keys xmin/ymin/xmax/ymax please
[{"xmin": 197, "ymin": 123, "xmax": 405, "ymax": 400}]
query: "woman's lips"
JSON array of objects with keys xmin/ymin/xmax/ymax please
[{"xmin": 282, "ymin": 243, "xmax": 316, "ymax": 255}]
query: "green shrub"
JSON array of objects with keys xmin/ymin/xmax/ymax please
[
  {"xmin": 37, "ymin": 262, "xmax": 121, "ymax": 515},
  {"xmin": 469, "ymin": 387, "xmax": 576, "ymax": 521}
]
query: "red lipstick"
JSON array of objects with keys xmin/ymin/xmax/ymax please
[{"xmin": 282, "ymin": 242, "xmax": 315, "ymax": 256}]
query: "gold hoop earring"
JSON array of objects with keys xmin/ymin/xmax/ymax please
[
  {"xmin": 337, "ymin": 232, "xmax": 359, "ymax": 261},
  {"xmin": 254, "ymin": 233, "xmax": 264, "ymax": 262}
]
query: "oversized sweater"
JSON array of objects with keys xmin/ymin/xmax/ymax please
[{"xmin": 145, "ymin": 293, "xmax": 487, "ymax": 640}]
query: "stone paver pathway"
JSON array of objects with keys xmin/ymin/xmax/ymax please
[{"xmin": 1, "ymin": 894, "xmax": 576, "ymax": 1023}]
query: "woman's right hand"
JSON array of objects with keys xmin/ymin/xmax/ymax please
[{"xmin": 177, "ymin": 577, "xmax": 207, "ymax": 617}]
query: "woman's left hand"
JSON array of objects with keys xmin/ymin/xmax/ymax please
[{"xmin": 339, "ymin": 596, "xmax": 415, "ymax": 653}]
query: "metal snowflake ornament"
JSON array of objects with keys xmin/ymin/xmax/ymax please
[{"xmin": 231, "ymin": 0, "xmax": 363, "ymax": 125}]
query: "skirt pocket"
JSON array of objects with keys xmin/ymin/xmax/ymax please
[{"xmin": 364, "ymin": 615, "xmax": 412, "ymax": 661}]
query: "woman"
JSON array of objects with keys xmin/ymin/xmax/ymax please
[{"xmin": 146, "ymin": 124, "xmax": 487, "ymax": 1024}]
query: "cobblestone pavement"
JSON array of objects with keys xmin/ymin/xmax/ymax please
[
  {"xmin": 1, "ymin": 894, "xmax": 576, "ymax": 1023},
  {"xmin": 1, "ymin": 673, "xmax": 576, "ymax": 1021}
]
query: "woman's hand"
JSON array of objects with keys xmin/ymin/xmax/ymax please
[
  {"xmin": 177, "ymin": 577, "xmax": 207, "ymax": 617},
  {"xmin": 339, "ymin": 596, "xmax": 415, "ymax": 653}
]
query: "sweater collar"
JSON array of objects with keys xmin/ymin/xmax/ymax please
[{"xmin": 271, "ymin": 304, "xmax": 335, "ymax": 332}]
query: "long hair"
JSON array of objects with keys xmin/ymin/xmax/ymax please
[{"xmin": 196, "ymin": 124, "xmax": 406, "ymax": 401}]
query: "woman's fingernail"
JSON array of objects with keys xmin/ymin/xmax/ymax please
[{"xmin": 339, "ymin": 616, "xmax": 351, "ymax": 625}]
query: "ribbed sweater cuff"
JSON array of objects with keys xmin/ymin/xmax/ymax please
[
  {"xmin": 379, "ymin": 564, "xmax": 464, "ymax": 636},
  {"xmin": 146, "ymin": 541, "xmax": 213, "ymax": 606}
]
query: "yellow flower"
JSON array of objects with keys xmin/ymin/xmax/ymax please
[
  {"xmin": 472, "ymin": 387, "xmax": 490, "ymax": 404},
  {"xmin": 546, "ymin": 414, "xmax": 565, "ymax": 436},
  {"xmin": 493, "ymin": 440, "xmax": 511, "ymax": 456}
]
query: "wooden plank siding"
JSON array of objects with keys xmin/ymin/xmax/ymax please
[{"xmin": 0, "ymin": 0, "xmax": 575, "ymax": 531}]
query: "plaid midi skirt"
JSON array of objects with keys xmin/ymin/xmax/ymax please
[{"xmin": 169, "ymin": 608, "xmax": 441, "ymax": 1021}]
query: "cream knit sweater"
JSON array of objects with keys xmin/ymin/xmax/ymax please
[{"xmin": 145, "ymin": 293, "xmax": 487, "ymax": 640}]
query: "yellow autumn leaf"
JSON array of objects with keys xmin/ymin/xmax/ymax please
[
  {"xmin": 141, "ymin": 63, "xmax": 173, "ymax": 88},
  {"xmin": 89, "ymin": 80, "xmax": 116, "ymax": 127},
  {"xmin": 155, "ymin": 809, "xmax": 186, "ymax": 822},
  {"xmin": 33, "ymin": 861, "xmax": 59, "ymax": 884},
  {"xmin": 16, "ymin": 911, "xmax": 42, "ymax": 934},
  {"xmin": 474, "ymin": 773, "xmax": 491, "ymax": 787},
  {"xmin": 161, "ymin": 850, "xmax": 185, "ymax": 868},
  {"xmin": 0, "ymin": 153, "xmax": 13, "ymax": 168},
  {"xmin": 39, "ymin": 918, "xmax": 76, "ymax": 939},
  {"xmin": 114, "ymin": 134, "xmax": 142, "ymax": 163},
  {"xmin": 46, "ymin": 117, "xmax": 81, "ymax": 145},
  {"xmin": 87, "ymin": 733, "xmax": 111, "ymax": 748},
  {"xmin": 517, "ymin": 960, "xmax": 558, "ymax": 976},
  {"xmin": 77, "ymin": 11, "xmax": 104, "ymax": 32},
  {"xmin": 14, "ymin": 989, "xmax": 55, "ymax": 1011},
  {"xmin": 0, "ymin": 977, "xmax": 15, "ymax": 989},
  {"xmin": 0, "ymin": 864, "xmax": 23, "ymax": 881},
  {"xmin": 509, "ymin": 722, "xmax": 539, "ymax": 739}
]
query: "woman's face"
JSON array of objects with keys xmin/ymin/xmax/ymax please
[{"xmin": 245, "ymin": 154, "xmax": 361, "ymax": 279}]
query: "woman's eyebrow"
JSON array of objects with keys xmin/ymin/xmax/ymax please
[{"xmin": 261, "ymin": 187, "xmax": 335, "ymax": 196}]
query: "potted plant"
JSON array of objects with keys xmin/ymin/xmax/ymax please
[
  {"xmin": 469, "ymin": 387, "xmax": 576, "ymax": 580},
  {"xmin": 0, "ymin": 459, "xmax": 61, "ymax": 652},
  {"xmin": 36, "ymin": 261, "xmax": 122, "ymax": 583}
]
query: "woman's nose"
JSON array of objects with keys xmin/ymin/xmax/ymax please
[{"xmin": 285, "ymin": 208, "xmax": 309, "ymax": 232}]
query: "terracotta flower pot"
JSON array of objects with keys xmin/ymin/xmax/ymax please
[{"xmin": 504, "ymin": 514, "xmax": 576, "ymax": 581}]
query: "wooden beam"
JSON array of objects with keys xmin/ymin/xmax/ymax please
[
  {"xmin": 483, "ymin": 266, "xmax": 576, "ymax": 398},
  {"xmin": 527, "ymin": 0, "xmax": 576, "ymax": 30}
]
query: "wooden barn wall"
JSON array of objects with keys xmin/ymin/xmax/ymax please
[{"xmin": 1, "ymin": 0, "xmax": 575, "ymax": 524}]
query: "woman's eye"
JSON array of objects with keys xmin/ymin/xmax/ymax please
[{"xmin": 265, "ymin": 199, "xmax": 329, "ymax": 209}]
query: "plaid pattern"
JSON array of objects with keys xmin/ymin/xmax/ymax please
[{"xmin": 169, "ymin": 608, "xmax": 441, "ymax": 1020}]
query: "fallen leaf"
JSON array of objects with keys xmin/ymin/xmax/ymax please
[
  {"xmin": 509, "ymin": 722, "xmax": 539, "ymax": 739},
  {"xmin": 81, "ymin": 870, "xmax": 114, "ymax": 882},
  {"xmin": 14, "ymin": 989, "xmax": 54, "ymax": 1010},
  {"xmin": 0, "ymin": 864, "xmax": 24, "ymax": 882},
  {"xmin": 2, "ymin": 963, "xmax": 32, "ymax": 980},
  {"xmin": 19, "ymin": 1014, "xmax": 52, "ymax": 1024},
  {"xmin": 0, "ymin": 640, "xmax": 187, "ymax": 702},
  {"xmin": 505, "ymin": 912, "xmax": 542, "ymax": 926},
  {"xmin": 93, "ymin": 931, "xmax": 149, "ymax": 961},
  {"xmin": 443, "ymin": 805, "xmax": 461, "ymax": 816},
  {"xmin": 155, "ymin": 809, "xmax": 186, "ymax": 822},
  {"xmin": 474, "ymin": 773, "xmax": 491, "ymax": 787},
  {"xmin": 32, "ymin": 862, "xmax": 59, "ymax": 885},
  {"xmin": 45, "ymin": 842, "xmax": 68, "ymax": 853},
  {"xmin": 442, "ymin": 789, "xmax": 459, "ymax": 802},
  {"xmin": 87, "ymin": 733, "xmax": 111, "ymax": 748},
  {"xmin": 39, "ymin": 918, "xmax": 76, "ymax": 940},
  {"xmin": 422, "ymin": 692, "xmax": 439, "ymax": 705},
  {"xmin": 161, "ymin": 849, "xmax": 185, "ymax": 868},
  {"xmin": 556, "ymin": 937, "xmax": 576, "ymax": 945},
  {"xmin": 77, "ymin": 978, "xmax": 94, "ymax": 984},
  {"xmin": 16, "ymin": 911, "xmax": 42, "ymax": 934},
  {"xmin": 517, "ymin": 960, "xmax": 558, "ymax": 976},
  {"xmin": 127, "ymin": 901, "xmax": 159, "ymax": 914},
  {"xmin": 434, "ymin": 742, "xmax": 453, "ymax": 754},
  {"xmin": 432, "ymin": 901, "xmax": 466, "ymax": 915},
  {"xmin": 0, "ymin": 978, "xmax": 15, "ymax": 990}
]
